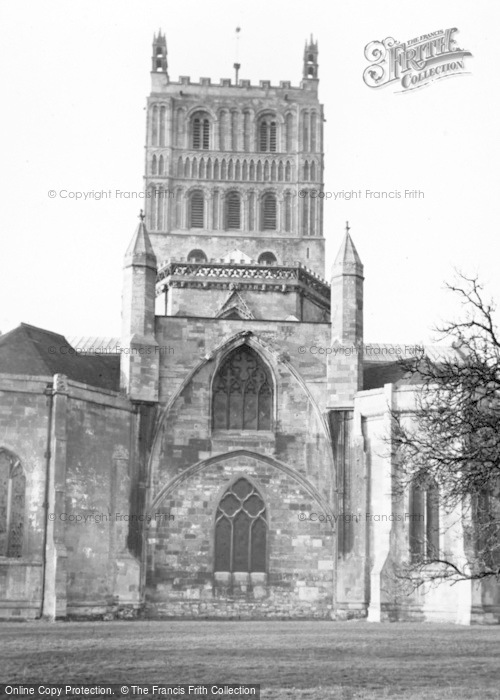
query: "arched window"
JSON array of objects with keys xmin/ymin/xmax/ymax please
[
  {"xmin": 409, "ymin": 479, "xmax": 440, "ymax": 562},
  {"xmin": 192, "ymin": 112, "xmax": 210, "ymax": 150},
  {"xmin": 212, "ymin": 345, "xmax": 273, "ymax": 430},
  {"xmin": 214, "ymin": 477, "xmax": 267, "ymax": 572},
  {"xmin": 259, "ymin": 116, "xmax": 277, "ymax": 152},
  {"xmin": 258, "ymin": 252, "xmax": 277, "ymax": 266},
  {"xmin": 158, "ymin": 155, "xmax": 164, "ymax": 176},
  {"xmin": 0, "ymin": 450, "xmax": 25, "ymax": 558},
  {"xmin": 310, "ymin": 161, "xmax": 316, "ymax": 180},
  {"xmin": 303, "ymin": 161, "xmax": 309, "ymax": 181},
  {"xmin": 189, "ymin": 191, "xmax": 204, "ymax": 228},
  {"xmin": 225, "ymin": 192, "xmax": 241, "ymax": 230},
  {"xmin": 187, "ymin": 249, "xmax": 207, "ymax": 263},
  {"xmin": 151, "ymin": 155, "xmax": 157, "ymax": 175},
  {"xmin": 177, "ymin": 157, "xmax": 184, "ymax": 177},
  {"xmin": 261, "ymin": 193, "xmax": 277, "ymax": 230}
]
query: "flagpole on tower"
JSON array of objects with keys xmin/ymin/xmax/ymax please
[{"xmin": 234, "ymin": 27, "xmax": 241, "ymax": 84}]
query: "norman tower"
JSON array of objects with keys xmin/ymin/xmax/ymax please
[{"xmin": 145, "ymin": 33, "xmax": 329, "ymax": 322}]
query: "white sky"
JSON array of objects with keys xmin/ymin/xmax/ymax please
[{"xmin": 0, "ymin": 0, "xmax": 498, "ymax": 344}]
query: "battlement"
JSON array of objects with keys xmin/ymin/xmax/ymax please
[{"xmin": 150, "ymin": 74, "xmax": 318, "ymax": 98}]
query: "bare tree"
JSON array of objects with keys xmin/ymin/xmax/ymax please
[{"xmin": 392, "ymin": 272, "xmax": 500, "ymax": 583}]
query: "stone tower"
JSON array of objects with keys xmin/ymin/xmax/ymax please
[
  {"xmin": 121, "ymin": 213, "xmax": 159, "ymax": 402},
  {"xmin": 327, "ymin": 224, "xmax": 364, "ymax": 407},
  {"xmin": 145, "ymin": 32, "xmax": 330, "ymax": 322}
]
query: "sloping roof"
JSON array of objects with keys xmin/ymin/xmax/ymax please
[
  {"xmin": 0, "ymin": 324, "xmax": 120, "ymax": 392},
  {"xmin": 362, "ymin": 343, "xmax": 465, "ymax": 390}
]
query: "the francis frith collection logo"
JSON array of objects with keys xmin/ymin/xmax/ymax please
[{"xmin": 363, "ymin": 28, "xmax": 472, "ymax": 92}]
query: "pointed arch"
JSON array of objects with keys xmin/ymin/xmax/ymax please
[
  {"xmin": 214, "ymin": 476, "xmax": 267, "ymax": 572},
  {"xmin": 271, "ymin": 161, "xmax": 277, "ymax": 182},
  {"xmin": 151, "ymin": 155, "xmax": 157, "ymax": 176},
  {"xmin": 212, "ymin": 344, "xmax": 273, "ymax": 431},
  {"xmin": 158, "ymin": 155, "xmax": 164, "ymax": 176}
]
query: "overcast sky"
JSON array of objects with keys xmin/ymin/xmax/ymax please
[{"xmin": 0, "ymin": 0, "xmax": 497, "ymax": 344}]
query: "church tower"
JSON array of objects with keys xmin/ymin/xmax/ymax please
[{"xmin": 145, "ymin": 32, "xmax": 329, "ymax": 322}]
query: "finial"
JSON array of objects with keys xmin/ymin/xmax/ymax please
[
  {"xmin": 139, "ymin": 209, "xmax": 145, "ymax": 222},
  {"xmin": 346, "ymin": 221, "xmax": 350, "ymax": 234}
]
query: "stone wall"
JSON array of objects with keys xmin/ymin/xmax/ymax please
[{"xmin": 145, "ymin": 315, "xmax": 335, "ymax": 617}]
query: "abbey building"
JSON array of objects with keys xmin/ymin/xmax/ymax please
[{"xmin": 0, "ymin": 33, "xmax": 498, "ymax": 623}]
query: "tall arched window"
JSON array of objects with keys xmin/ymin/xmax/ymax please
[
  {"xmin": 409, "ymin": 479, "xmax": 440, "ymax": 562},
  {"xmin": 225, "ymin": 192, "xmax": 241, "ymax": 230},
  {"xmin": 261, "ymin": 193, "xmax": 277, "ymax": 230},
  {"xmin": 151, "ymin": 155, "xmax": 157, "ymax": 175},
  {"xmin": 212, "ymin": 345, "xmax": 273, "ymax": 430},
  {"xmin": 192, "ymin": 112, "xmax": 210, "ymax": 150},
  {"xmin": 259, "ymin": 116, "xmax": 277, "ymax": 152},
  {"xmin": 158, "ymin": 155, "xmax": 164, "ymax": 176},
  {"xmin": 0, "ymin": 450, "xmax": 25, "ymax": 558},
  {"xmin": 214, "ymin": 478, "xmax": 267, "ymax": 572},
  {"xmin": 189, "ymin": 191, "xmax": 204, "ymax": 228}
]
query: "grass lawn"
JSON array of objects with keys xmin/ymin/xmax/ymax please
[{"xmin": 1, "ymin": 620, "xmax": 499, "ymax": 699}]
